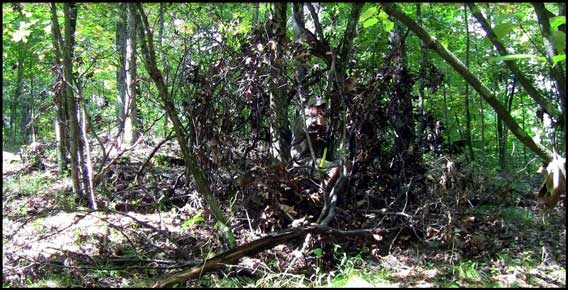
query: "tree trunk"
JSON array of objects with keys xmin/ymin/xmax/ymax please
[
  {"xmin": 73, "ymin": 72, "xmax": 97, "ymax": 209},
  {"xmin": 463, "ymin": 5, "xmax": 474, "ymax": 161},
  {"xmin": 443, "ymin": 81, "xmax": 451, "ymax": 144},
  {"xmin": 123, "ymin": 3, "xmax": 139, "ymax": 146},
  {"xmin": 29, "ymin": 75, "xmax": 36, "ymax": 143},
  {"xmin": 497, "ymin": 77, "xmax": 515, "ymax": 171},
  {"xmin": 381, "ymin": 3, "xmax": 553, "ymax": 162},
  {"xmin": 12, "ymin": 6, "xmax": 26, "ymax": 145},
  {"xmin": 329, "ymin": 2, "xmax": 363, "ymax": 161},
  {"xmin": 252, "ymin": 2, "xmax": 259, "ymax": 26},
  {"xmin": 532, "ymin": 3, "xmax": 566, "ymax": 114},
  {"xmin": 416, "ymin": 3, "xmax": 427, "ymax": 152},
  {"xmin": 503, "ymin": 78, "xmax": 516, "ymax": 170},
  {"xmin": 268, "ymin": 3, "xmax": 291, "ymax": 163},
  {"xmin": 158, "ymin": 2, "xmax": 169, "ymax": 138},
  {"xmin": 63, "ymin": 2, "xmax": 83, "ymax": 200},
  {"xmin": 116, "ymin": 3, "xmax": 127, "ymax": 145},
  {"xmin": 15, "ymin": 39, "xmax": 26, "ymax": 144},
  {"xmin": 134, "ymin": 3, "xmax": 235, "ymax": 249},
  {"xmin": 473, "ymin": 41, "xmax": 486, "ymax": 153},
  {"xmin": 388, "ymin": 21, "xmax": 416, "ymax": 158},
  {"xmin": 49, "ymin": 2, "xmax": 69, "ymax": 173}
]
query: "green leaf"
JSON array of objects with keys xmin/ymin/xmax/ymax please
[
  {"xmin": 383, "ymin": 19, "xmax": 394, "ymax": 33},
  {"xmin": 181, "ymin": 210, "xmax": 205, "ymax": 229},
  {"xmin": 237, "ymin": 19, "xmax": 251, "ymax": 34},
  {"xmin": 320, "ymin": 147, "xmax": 328, "ymax": 168},
  {"xmin": 552, "ymin": 54, "xmax": 566, "ymax": 64},
  {"xmin": 363, "ymin": 17, "xmax": 379, "ymax": 28},
  {"xmin": 550, "ymin": 16, "xmax": 565, "ymax": 30},
  {"xmin": 378, "ymin": 10, "xmax": 394, "ymax": 32},
  {"xmin": 493, "ymin": 23, "xmax": 514, "ymax": 39},
  {"xmin": 360, "ymin": 6, "xmax": 377, "ymax": 22},
  {"xmin": 493, "ymin": 54, "xmax": 546, "ymax": 62},
  {"xmin": 310, "ymin": 247, "xmax": 323, "ymax": 257},
  {"xmin": 551, "ymin": 30, "xmax": 566, "ymax": 52}
]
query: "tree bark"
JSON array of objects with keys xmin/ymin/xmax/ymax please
[
  {"xmin": 388, "ymin": 21, "xmax": 415, "ymax": 158},
  {"xmin": 158, "ymin": 2, "xmax": 169, "ymax": 138},
  {"xmin": 116, "ymin": 3, "xmax": 127, "ymax": 145},
  {"xmin": 268, "ymin": 3, "xmax": 291, "ymax": 163},
  {"xmin": 463, "ymin": 5, "xmax": 474, "ymax": 161},
  {"xmin": 49, "ymin": 2, "xmax": 69, "ymax": 173},
  {"xmin": 14, "ymin": 33, "xmax": 25, "ymax": 144},
  {"xmin": 252, "ymin": 2, "xmax": 259, "ymax": 26},
  {"xmin": 381, "ymin": 3, "xmax": 553, "ymax": 162},
  {"xmin": 123, "ymin": 3, "xmax": 139, "ymax": 146},
  {"xmin": 532, "ymin": 3, "xmax": 566, "ymax": 114},
  {"xmin": 63, "ymin": 2, "xmax": 83, "ymax": 199},
  {"xmin": 443, "ymin": 80, "xmax": 451, "ymax": 144},
  {"xmin": 416, "ymin": 3, "xmax": 427, "ymax": 151}
]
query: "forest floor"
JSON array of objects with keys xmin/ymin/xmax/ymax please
[{"xmin": 2, "ymin": 144, "xmax": 566, "ymax": 288}]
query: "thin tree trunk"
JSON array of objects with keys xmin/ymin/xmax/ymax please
[
  {"xmin": 532, "ymin": 3, "xmax": 566, "ymax": 114},
  {"xmin": 463, "ymin": 5, "xmax": 474, "ymax": 161},
  {"xmin": 158, "ymin": 2, "xmax": 169, "ymax": 138},
  {"xmin": 329, "ymin": 2, "xmax": 363, "ymax": 161},
  {"xmin": 80, "ymin": 99, "xmax": 97, "ymax": 210},
  {"xmin": 388, "ymin": 21, "xmax": 415, "ymax": 157},
  {"xmin": 116, "ymin": 3, "xmax": 127, "ymax": 146},
  {"xmin": 381, "ymin": 3, "xmax": 553, "ymax": 162},
  {"xmin": 468, "ymin": 3, "xmax": 563, "ymax": 123},
  {"xmin": 497, "ymin": 77, "xmax": 514, "ymax": 171},
  {"xmin": 134, "ymin": 3, "xmax": 235, "ymax": 249},
  {"xmin": 268, "ymin": 3, "xmax": 291, "ymax": 163},
  {"xmin": 29, "ymin": 75, "xmax": 36, "ymax": 143},
  {"xmin": 14, "ymin": 26, "xmax": 25, "ymax": 144},
  {"xmin": 416, "ymin": 3, "xmax": 427, "ymax": 151},
  {"xmin": 503, "ymin": 78, "xmax": 516, "ymax": 171},
  {"xmin": 252, "ymin": 2, "xmax": 259, "ymax": 26},
  {"xmin": 63, "ymin": 2, "xmax": 83, "ymax": 199},
  {"xmin": 123, "ymin": 3, "xmax": 139, "ymax": 146},
  {"xmin": 49, "ymin": 2, "xmax": 69, "ymax": 173},
  {"xmin": 474, "ymin": 41, "xmax": 486, "ymax": 153},
  {"xmin": 443, "ymin": 81, "xmax": 451, "ymax": 144}
]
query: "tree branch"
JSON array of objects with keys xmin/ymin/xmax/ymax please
[{"xmin": 380, "ymin": 3, "xmax": 553, "ymax": 162}]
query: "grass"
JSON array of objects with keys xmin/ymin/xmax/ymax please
[
  {"xmin": 27, "ymin": 272, "xmax": 80, "ymax": 288},
  {"xmin": 499, "ymin": 207, "xmax": 535, "ymax": 227},
  {"xmin": 3, "ymin": 173, "xmax": 52, "ymax": 196},
  {"xmin": 195, "ymin": 247, "xmax": 399, "ymax": 288}
]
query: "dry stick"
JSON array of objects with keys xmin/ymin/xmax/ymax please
[{"xmin": 135, "ymin": 129, "xmax": 175, "ymax": 184}]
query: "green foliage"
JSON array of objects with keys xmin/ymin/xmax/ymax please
[
  {"xmin": 181, "ymin": 210, "xmax": 205, "ymax": 229},
  {"xmin": 309, "ymin": 247, "xmax": 323, "ymax": 258},
  {"xmin": 27, "ymin": 272, "xmax": 79, "ymax": 288},
  {"xmin": 3, "ymin": 174, "xmax": 52, "ymax": 196},
  {"xmin": 493, "ymin": 23, "xmax": 515, "ymax": 39},
  {"xmin": 549, "ymin": 16, "xmax": 565, "ymax": 30},
  {"xmin": 500, "ymin": 207, "xmax": 535, "ymax": 226}
]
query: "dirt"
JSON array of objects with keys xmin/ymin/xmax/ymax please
[{"xmin": 2, "ymin": 146, "xmax": 566, "ymax": 288}]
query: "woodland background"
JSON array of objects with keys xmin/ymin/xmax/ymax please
[{"xmin": 2, "ymin": 2, "xmax": 566, "ymax": 287}]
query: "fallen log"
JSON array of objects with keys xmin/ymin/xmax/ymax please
[{"xmin": 153, "ymin": 224, "xmax": 374, "ymax": 288}]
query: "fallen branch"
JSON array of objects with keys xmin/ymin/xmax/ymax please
[{"xmin": 152, "ymin": 224, "xmax": 374, "ymax": 287}]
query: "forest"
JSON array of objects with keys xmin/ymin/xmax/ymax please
[{"xmin": 2, "ymin": 2, "xmax": 566, "ymax": 287}]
